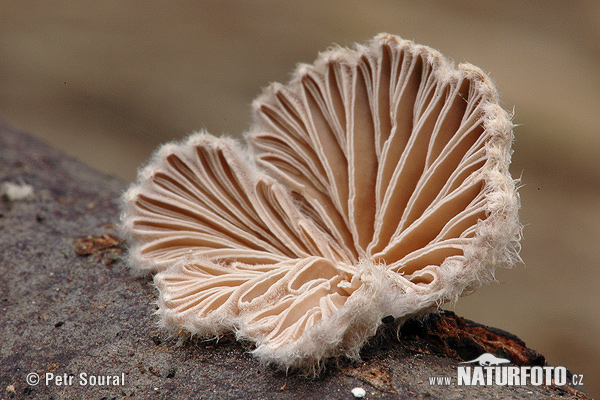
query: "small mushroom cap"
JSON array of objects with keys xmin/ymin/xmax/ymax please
[{"xmin": 121, "ymin": 33, "xmax": 521, "ymax": 372}]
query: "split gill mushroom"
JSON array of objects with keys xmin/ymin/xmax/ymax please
[{"xmin": 121, "ymin": 33, "xmax": 521, "ymax": 372}]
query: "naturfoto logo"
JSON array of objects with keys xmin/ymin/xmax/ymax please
[{"xmin": 457, "ymin": 353, "xmax": 567, "ymax": 386}]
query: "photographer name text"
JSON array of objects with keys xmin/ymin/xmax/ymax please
[{"xmin": 42, "ymin": 372, "xmax": 125, "ymax": 386}]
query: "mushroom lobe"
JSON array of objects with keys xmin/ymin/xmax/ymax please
[{"xmin": 121, "ymin": 33, "xmax": 520, "ymax": 371}]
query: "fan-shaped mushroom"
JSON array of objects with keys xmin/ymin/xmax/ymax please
[{"xmin": 121, "ymin": 33, "xmax": 521, "ymax": 371}]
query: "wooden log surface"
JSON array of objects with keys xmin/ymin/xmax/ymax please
[{"xmin": 0, "ymin": 119, "xmax": 590, "ymax": 399}]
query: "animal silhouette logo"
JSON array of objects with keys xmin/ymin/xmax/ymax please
[{"xmin": 459, "ymin": 353, "xmax": 511, "ymax": 366}]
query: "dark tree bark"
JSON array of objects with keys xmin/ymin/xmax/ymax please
[{"xmin": 0, "ymin": 119, "xmax": 589, "ymax": 399}]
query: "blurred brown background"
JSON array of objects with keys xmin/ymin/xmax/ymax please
[{"xmin": 1, "ymin": 1, "xmax": 599, "ymax": 396}]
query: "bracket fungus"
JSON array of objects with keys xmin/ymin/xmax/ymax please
[{"xmin": 121, "ymin": 33, "xmax": 521, "ymax": 371}]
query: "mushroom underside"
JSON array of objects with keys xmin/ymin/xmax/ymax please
[{"xmin": 121, "ymin": 33, "xmax": 520, "ymax": 371}]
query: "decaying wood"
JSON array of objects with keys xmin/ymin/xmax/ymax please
[{"xmin": 0, "ymin": 120, "xmax": 589, "ymax": 399}]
